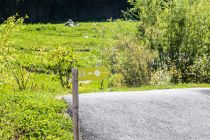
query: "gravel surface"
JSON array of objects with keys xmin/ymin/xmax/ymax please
[{"xmin": 64, "ymin": 88, "xmax": 210, "ymax": 140}]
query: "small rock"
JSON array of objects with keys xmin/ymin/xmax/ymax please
[{"xmin": 64, "ymin": 19, "xmax": 79, "ymax": 27}]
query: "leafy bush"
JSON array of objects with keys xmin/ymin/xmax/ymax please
[
  {"xmin": 109, "ymin": 74, "xmax": 124, "ymax": 88},
  {"xmin": 105, "ymin": 38, "xmax": 157, "ymax": 87},
  {"xmin": 128, "ymin": 0, "xmax": 210, "ymax": 83},
  {"xmin": 0, "ymin": 91, "xmax": 72, "ymax": 140},
  {"xmin": 149, "ymin": 68, "xmax": 172, "ymax": 86},
  {"xmin": 48, "ymin": 47, "xmax": 80, "ymax": 88},
  {"xmin": 0, "ymin": 16, "xmax": 39, "ymax": 90},
  {"xmin": 187, "ymin": 55, "xmax": 210, "ymax": 83}
]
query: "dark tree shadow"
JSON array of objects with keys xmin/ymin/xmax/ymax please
[{"xmin": 198, "ymin": 89, "xmax": 210, "ymax": 96}]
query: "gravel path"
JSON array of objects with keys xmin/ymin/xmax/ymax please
[{"xmin": 64, "ymin": 88, "xmax": 210, "ymax": 140}]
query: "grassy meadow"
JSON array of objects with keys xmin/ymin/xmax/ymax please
[
  {"xmin": 8, "ymin": 21, "xmax": 138, "ymax": 93},
  {"xmin": 9, "ymin": 21, "xmax": 209, "ymax": 93}
]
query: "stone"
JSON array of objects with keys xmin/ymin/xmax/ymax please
[{"xmin": 64, "ymin": 19, "xmax": 79, "ymax": 27}]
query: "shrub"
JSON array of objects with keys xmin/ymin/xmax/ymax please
[
  {"xmin": 48, "ymin": 47, "xmax": 80, "ymax": 88},
  {"xmin": 128, "ymin": 0, "xmax": 210, "ymax": 83},
  {"xmin": 105, "ymin": 38, "xmax": 157, "ymax": 87},
  {"xmin": 187, "ymin": 55, "xmax": 210, "ymax": 83},
  {"xmin": 109, "ymin": 74, "xmax": 124, "ymax": 88},
  {"xmin": 0, "ymin": 16, "xmax": 37, "ymax": 90},
  {"xmin": 149, "ymin": 68, "xmax": 172, "ymax": 86}
]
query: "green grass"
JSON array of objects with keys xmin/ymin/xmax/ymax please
[
  {"xmin": 78, "ymin": 82, "xmax": 210, "ymax": 93},
  {"xmin": 111, "ymin": 83, "xmax": 210, "ymax": 92},
  {"xmin": 8, "ymin": 21, "xmax": 138, "ymax": 90},
  {"xmin": 0, "ymin": 91, "xmax": 72, "ymax": 140},
  {"xmin": 6, "ymin": 21, "xmax": 139, "ymax": 94},
  {"xmin": 12, "ymin": 21, "xmax": 137, "ymax": 50}
]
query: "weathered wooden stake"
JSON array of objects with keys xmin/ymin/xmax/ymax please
[{"xmin": 72, "ymin": 68, "xmax": 79, "ymax": 140}]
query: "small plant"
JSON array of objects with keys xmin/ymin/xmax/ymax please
[
  {"xmin": 109, "ymin": 74, "xmax": 124, "ymax": 88},
  {"xmin": 0, "ymin": 15, "xmax": 35, "ymax": 91},
  {"xmin": 48, "ymin": 46, "xmax": 80, "ymax": 88},
  {"xmin": 149, "ymin": 68, "xmax": 172, "ymax": 86}
]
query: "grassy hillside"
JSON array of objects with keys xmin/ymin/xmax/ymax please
[
  {"xmin": 11, "ymin": 21, "xmax": 137, "ymax": 52},
  {"xmin": 8, "ymin": 21, "xmax": 138, "ymax": 93}
]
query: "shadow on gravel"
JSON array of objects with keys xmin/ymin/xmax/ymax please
[{"xmin": 199, "ymin": 89, "xmax": 210, "ymax": 96}]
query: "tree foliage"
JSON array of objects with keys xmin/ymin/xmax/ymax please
[
  {"xmin": 48, "ymin": 47, "xmax": 80, "ymax": 88},
  {"xmin": 128, "ymin": 0, "xmax": 210, "ymax": 83},
  {"xmin": 0, "ymin": 15, "xmax": 31, "ymax": 90},
  {"xmin": 105, "ymin": 37, "xmax": 157, "ymax": 87},
  {"xmin": 0, "ymin": 0, "xmax": 128, "ymax": 23}
]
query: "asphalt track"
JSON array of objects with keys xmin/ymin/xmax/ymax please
[{"xmin": 64, "ymin": 88, "xmax": 210, "ymax": 140}]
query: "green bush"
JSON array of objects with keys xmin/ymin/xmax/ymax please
[
  {"xmin": 47, "ymin": 47, "xmax": 80, "ymax": 88},
  {"xmin": 109, "ymin": 74, "xmax": 124, "ymax": 88},
  {"xmin": 128, "ymin": 0, "xmax": 210, "ymax": 83},
  {"xmin": 188, "ymin": 55, "xmax": 210, "ymax": 83},
  {"xmin": 0, "ymin": 91, "xmax": 72, "ymax": 140},
  {"xmin": 105, "ymin": 38, "xmax": 157, "ymax": 87},
  {"xmin": 0, "ymin": 16, "xmax": 41, "ymax": 91},
  {"xmin": 149, "ymin": 68, "xmax": 172, "ymax": 86}
]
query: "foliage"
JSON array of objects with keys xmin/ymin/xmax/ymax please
[
  {"xmin": 105, "ymin": 38, "xmax": 157, "ymax": 87},
  {"xmin": 149, "ymin": 68, "xmax": 172, "ymax": 86},
  {"xmin": 4, "ymin": 21, "xmax": 137, "ymax": 91},
  {"xmin": 0, "ymin": 91, "xmax": 72, "ymax": 140},
  {"xmin": 0, "ymin": 17, "xmax": 73, "ymax": 139},
  {"xmin": 1, "ymin": 16, "xmax": 209, "ymax": 89},
  {"xmin": 48, "ymin": 47, "xmax": 80, "ymax": 88},
  {"xmin": 128, "ymin": 0, "xmax": 210, "ymax": 83},
  {"xmin": 109, "ymin": 74, "xmax": 124, "ymax": 88},
  {"xmin": 188, "ymin": 55, "xmax": 210, "ymax": 83},
  {"xmin": 0, "ymin": 15, "xmax": 33, "ymax": 90}
]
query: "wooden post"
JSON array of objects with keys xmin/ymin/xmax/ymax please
[{"xmin": 72, "ymin": 68, "xmax": 79, "ymax": 140}]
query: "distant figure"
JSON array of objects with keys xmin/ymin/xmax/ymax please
[{"xmin": 64, "ymin": 19, "xmax": 79, "ymax": 27}]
